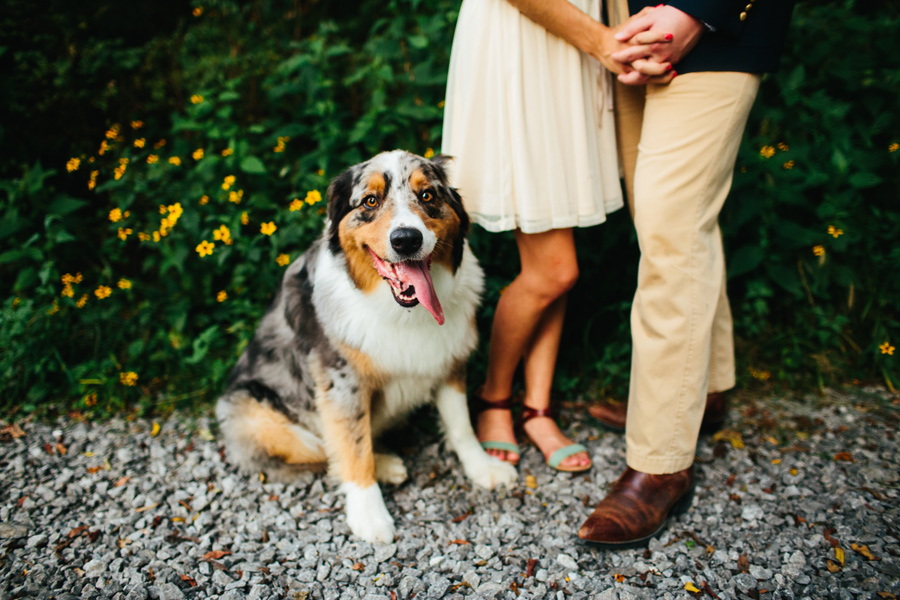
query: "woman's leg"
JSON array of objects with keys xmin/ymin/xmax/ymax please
[{"xmin": 477, "ymin": 228, "xmax": 585, "ymax": 466}]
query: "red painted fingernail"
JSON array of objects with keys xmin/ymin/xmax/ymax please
[
  {"xmin": 671, "ymin": 70, "xmax": 678, "ymax": 78},
  {"xmin": 665, "ymin": 33, "xmax": 674, "ymax": 41},
  {"xmin": 666, "ymin": 64, "xmax": 673, "ymax": 71}
]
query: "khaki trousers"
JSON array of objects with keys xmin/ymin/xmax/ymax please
[{"xmin": 610, "ymin": 0, "xmax": 760, "ymax": 473}]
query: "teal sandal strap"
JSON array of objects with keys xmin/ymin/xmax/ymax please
[
  {"xmin": 480, "ymin": 441, "xmax": 520, "ymax": 455},
  {"xmin": 547, "ymin": 443, "xmax": 588, "ymax": 469}
]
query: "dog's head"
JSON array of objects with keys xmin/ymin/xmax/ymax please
[{"xmin": 326, "ymin": 150, "xmax": 469, "ymax": 326}]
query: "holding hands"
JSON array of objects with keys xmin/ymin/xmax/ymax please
[{"xmin": 613, "ymin": 5, "xmax": 705, "ymax": 85}]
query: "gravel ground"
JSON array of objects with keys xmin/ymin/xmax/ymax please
[{"xmin": 1, "ymin": 387, "xmax": 899, "ymax": 600}]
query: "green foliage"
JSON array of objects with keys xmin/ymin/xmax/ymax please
[{"xmin": 1, "ymin": 0, "xmax": 898, "ymax": 419}]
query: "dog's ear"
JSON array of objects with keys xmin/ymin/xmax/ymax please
[
  {"xmin": 327, "ymin": 167, "xmax": 355, "ymax": 255},
  {"xmin": 428, "ymin": 154, "xmax": 470, "ymax": 271}
]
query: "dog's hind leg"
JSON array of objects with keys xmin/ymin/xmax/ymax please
[
  {"xmin": 216, "ymin": 393, "xmax": 326, "ymax": 479},
  {"xmin": 435, "ymin": 373, "xmax": 518, "ymax": 490}
]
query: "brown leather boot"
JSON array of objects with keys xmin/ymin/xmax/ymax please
[
  {"xmin": 578, "ymin": 466, "xmax": 695, "ymax": 548},
  {"xmin": 588, "ymin": 392, "xmax": 728, "ymax": 434}
]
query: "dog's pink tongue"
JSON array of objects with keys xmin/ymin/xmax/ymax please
[{"xmin": 398, "ymin": 260, "xmax": 444, "ymax": 325}]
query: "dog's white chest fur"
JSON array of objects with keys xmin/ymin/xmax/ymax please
[{"xmin": 312, "ymin": 242, "xmax": 483, "ymax": 378}]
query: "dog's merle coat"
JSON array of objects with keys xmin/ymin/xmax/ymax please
[{"xmin": 216, "ymin": 151, "xmax": 516, "ymax": 543}]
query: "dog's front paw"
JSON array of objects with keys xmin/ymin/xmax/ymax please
[
  {"xmin": 465, "ymin": 454, "xmax": 518, "ymax": 490},
  {"xmin": 342, "ymin": 482, "xmax": 396, "ymax": 544},
  {"xmin": 375, "ymin": 453, "xmax": 408, "ymax": 485}
]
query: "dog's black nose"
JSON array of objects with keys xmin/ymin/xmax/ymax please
[{"xmin": 390, "ymin": 227, "xmax": 423, "ymax": 255}]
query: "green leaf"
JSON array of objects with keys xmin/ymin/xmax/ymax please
[
  {"xmin": 240, "ymin": 156, "xmax": 266, "ymax": 174},
  {"xmin": 727, "ymin": 246, "xmax": 765, "ymax": 279},
  {"xmin": 848, "ymin": 172, "xmax": 882, "ymax": 189},
  {"xmin": 47, "ymin": 196, "xmax": 88, "ymax": 216}
]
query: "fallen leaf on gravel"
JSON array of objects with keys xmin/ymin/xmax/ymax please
[
  {"xmin": 0, "ymin": 423, "xmax": 26, "ymax": 439},
  {"xmin": 613, "ymin": 574, "xmax": 625, "ymax": 583},
  {"xmin": 135, "ymin": 503, "xmax": 158, "ymax": 512},
  {"xmin": 877, "ymin": 592, "xmax": 897, "ymax": 599},
  {"xmin": 833, "ymin": 452, "xmax": 855, "ymax": 462},
  {"xmin": 737, "ymin": 554, "xmax": 749, "ymax": 573},
  {"xmin": 352, "ymin": 563, "xmax": 364, "ymax": 571},
  {"xmin": 826, "ymin": 559, "xmax": 841, "ymax": 573},
  {"xmin": 706, "ymin": 545, "xmax": 715, "ymax": 556},
  {"xmin": 702, "ymin": 580, "xmax": 720, "ymax": 599},
  {"xmin": 114, "ymin": 477, "xmax": 130, "ymax": 487},
  {"xmin": 711, "ymin": 430, "xmax": 744, "ymax": 449},
  {"xmin": 203, "ymin": 550, "xmax": 232, "ymax": 560},
  {"xmin": 525, "ymin": 475, "xmax": 537, "ymax": 489},
  {"xmin": 180, "ymin": 574, "xmax": 197, "ymax": 587},
  {"xmin": 197, "ymin": 428, "xmax": 215, "ymax": 441},
  {"xmin": 117, "ymin": 539, "xmax": 131, "ymax": 548},
  {"xmin": 525, "ymin": 558, "xmax": 537, "ymax": 578},
  {"xmin": 151, "ymin": 422, "xmax": 160, "ymax": 437},
  {"xmin": 449, "ymin": 539, "xmax": 469, "ymax": 545},
  {"xmin": 55, "ymin": 443, "xmax": 67, "ymax": 455},
  {"xmin": 452, "ymin": 513, "xmax": 469, "ymax": 523},
  {"xmin": 835, "ymin": 546, "xmax": 845, "ymax": 566},
  {"xmin": 293, "ymin": 593, "xmax": 309, "ymax": 600},
  {"xmin": 68, "ymin": 525, "xmax": 88, "ymax": 538},
  {"xmin": 851, "ymin": 543, "xmax": 879, "ymax": 561},
  {"xmin": 684, "ymin": 581, "xmax": 701, "ymax": 593}
]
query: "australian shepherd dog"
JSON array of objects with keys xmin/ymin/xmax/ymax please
[{"xmin": 216, "ymin": 150, "xmax": 516, "ymax": 543}]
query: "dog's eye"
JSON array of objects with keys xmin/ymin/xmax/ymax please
[
  {"xmin": 420, "ymin": 190, "xmax": 433, "ymax": 203},
  {"xmin": 363, "ymin": 195, "xmax": 379, "ymax": 209}
]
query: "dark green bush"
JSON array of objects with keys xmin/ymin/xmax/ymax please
[{"xmin": 0, "ymin": 0, "xmax": 897, "ymax": 418}]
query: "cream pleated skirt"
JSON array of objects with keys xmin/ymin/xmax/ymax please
[{"xmin": 442, "ymin": 0, "xmax": 623, "ymax": 234}]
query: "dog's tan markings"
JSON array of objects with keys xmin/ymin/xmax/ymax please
[
  {"xmin": 408, "ymin": 167, "xmax": 461, "ymax": 269},
  {"xmin": 318, "ymin": 398, "xmax": 376, "ymax": 488},
  {"xmin": 339, "ymin": 172, "xmax": 397, "ymax": 294},
  {"xmin": 338, "ymin": 343, "xmax": 386, "ymax": 387},
  {"xmin": 232, "ymin": 396, "xmax": 325, "ymax": 464},
  {"xmin": 447, "ymin": 359, "xmax": 467, "ymax": 394}
]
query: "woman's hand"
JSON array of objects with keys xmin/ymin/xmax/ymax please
[
  {"xmin": 599, "ymin": 6, "xmax": 675, "ymax": 83},
  {"xmin": 613, "ymin": 6, "xmax": 705, "ymax": 85}
]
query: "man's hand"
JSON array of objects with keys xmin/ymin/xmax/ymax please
[{"xmin": 613, "ymin": 6, "xmax": 705, "ymax": 85}]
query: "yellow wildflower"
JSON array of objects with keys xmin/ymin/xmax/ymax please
[
  {"xmin": 759, "ymin": 145, "xmax": 775, "ymax": 159},
  {"xmin": 276, "ymin": 254, "xmax": 291, "ymax": 267},
  {"xmin": 777, "ymin": 142, "xmax": 790, "ymax": 151},
  {"xmin": 192, "ymin": 148, "xmax": 204, "ymax": 160},
  {"xmin": 192, "ymin": 6, "xmax": 203, "ymax": 16},
  {"xmin": 47, "ymin": 301, "xmax": 60, "ymax": 315},
  {"xmin": 199, "ymin": 195, "xmax": 209, "ymax": 205},
  {"xmin": 316, "ymin": 169, "xmax": 324, "ymax": 176},
  {"xmin": 105, "ymin": 124, "xmax": 120, "ymax": 139},
  {"xmin": 61, "ymin": 284, "xmax": 75, "ymax": 298},
  {"xmin": 98, "ymin": 140, "xmax": 109, "ymax": 156},
  {"xmin": 813, "ymin": 245, "xmax": 825, "ymax": 257},
  {"xmin": 152, "ymin": 231, "xmax": 161, "ymax": 243},
  {"xmin": 167, "ymin": 202, "xmax": 183, "ymax": 221},
  {"xmin": 289, "ymin": 198, "xmax": 303, "ymax": 211},
  {"xmin": 213, "ymin": 224, "xmax": 232, "ymax": 244},
  {"xmin": 241, "ymin": 212, "xmax": 249, "ymax": 225},
  {"xmin": 305, "ymin": 190, "xmax": 322, "ymax": 205},
  {"xmin": 147, "ymin": 154, "xmax": 159, "ymax": 165},
  {"xmin": 169, "ymin": 156, "xmax": 182, "ymax": 166},
  {"xmin": 131, "ymin": 120, "xmax": 144, "ymax": 129},
  {"xmin": 190, "ymin": 94, "xmax": 204, "ymax": 104},
  {"xmin": 229, "ymin": 189, "xmax": 243, "ymax": 204},
  {"xmin": 827, "ymin": 225, "xmax": 844, "ymax": 238},
  {"xmin": 12, "ymin": 297, "xmax": 21, "ymax": 308},
  {"xmin": 118, "ymin": 227, "xmax": 133, "ymax": 240},
  {"xmin": 881, "ymin": 342, "xmax": 895, "ymax": 356},
  {"xmin": 109, "ymin": 208, "xmax": 123, "ymax": 222},
  {"xmin": 138, "ymin": 232, "xmax": 151, "ymax": 241},
  {"xmin": 119, "ymin": 371, "xmax": 138, "ymax": 386},
  {"xmin": 437, "ymin": 100, "xmax": 445, "ymax": 109},
  {"xmin": 222, "ymin": 175, "xmax": 236, "ymax": 190},
  {"xmin": 95, "ymin": 286, "xmax": 112, "ymax": 299},
  {"xmin": 159, "ymin": 205, "xmax": 168, "ymax": 214},
  {"xmin": 217, "ymin": 290, "xmax": 227, "ymax": 302},
  {"xmin": 67, "ymin": 158, "xmax": 81, "ymax": 172},
  {"xmin": 134, "ymin": 138, "xmax": 145, "ymax": 148},
  {"xmin": 76, "ymin": 294, "xmax": 88, "ymax": 308},
  {"xmin": 221, "ymin": 148, "xmax": 233, "ymax": 157},
  {"xmin": 84, "ymin": 393, "xmax": 98, "ymax": 406},
  {"xmin": 88, "ymin": 171, "xmax": 98, "ymax": 190},
  {"xmin": 114, "ymin": 164, "xmax": 127, "ymax": 180},
  {"xmin": 889, "ymin": 143, "xmax": 899, "ymax": 153},
  {"xmin": 118, "ymin": 278, "xmax": 132, "ymax": 289},
  {"xmin": 61, "ymin": 273, "xmax": 75, "ymax": 284},
  {"xmin": 783, "ymin": 160, "xmax": 795, "ymax": 170},
  {"xmin": 154, "ymin": 139, "xmax": 167, "ymax": 149},
  {"xmin": 423, "ymin": 148, "xmax": 434, "ymax": 159},
  {"xmin": 196, "ymin": 240, "xmax": 215, "ymax": 257},
  {"xmin": 260, "ymin": 222, "xmax": 277, "ymax": 236},
  {"xmin": 74, "ymin": 272, "xmax": 83, "ymax": 283}
]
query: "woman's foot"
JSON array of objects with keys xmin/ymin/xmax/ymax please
[
  {"xmin": 521, "ymin": 409, "xmax": 591, "ymax": 471},
  {"xmin": 473, "ymin": 392, "xmax": 520, "ymax": 465}
]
